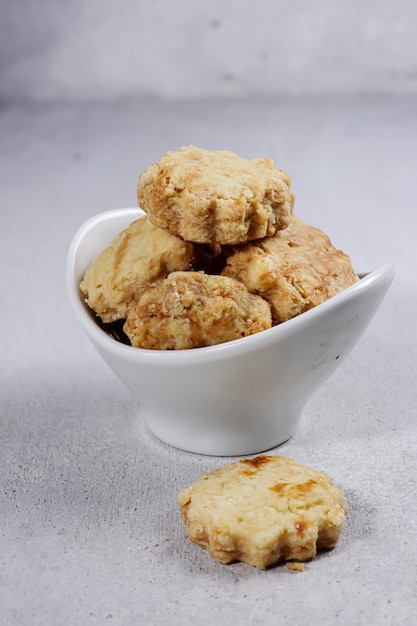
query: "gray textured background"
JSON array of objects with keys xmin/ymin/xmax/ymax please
[
  {"xmin": 1, "ymin": 2, "xmax": 417, "ymax": 625},
  {"xmin": 1, "ymin": 0, "xmax": 417, "ymax": 100}
]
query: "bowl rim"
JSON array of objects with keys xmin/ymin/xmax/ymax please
[{"xmin": 66, "ymin": 208, "xmax": 395, "ymax": 364}]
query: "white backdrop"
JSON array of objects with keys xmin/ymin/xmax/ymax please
[{"xmin": 1, "ymin": 0, "xmax": 417, "ymax": 100}]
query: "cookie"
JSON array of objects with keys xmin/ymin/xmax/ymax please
[
  {"xmin": 222, "ymin": 216, "xmax": 358, "ymax": 323},
  {"xmin": 178, "ymin": 455, "xmax": 348, "ymax": 569},
  {"xmin": 123, "ymin": 271, "xmax": 272, "ymax": 350},
  {"xmin": 80, "ymin": 216, "xmax": 195, "ymax": 323},
  {"xmin": 137, "ymin": 146, "xmax": 293, "ymax": 245}
]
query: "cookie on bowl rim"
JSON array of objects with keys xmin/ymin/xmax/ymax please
[
  {"xmin": 137, "ymin": 145, "xmax": 293, "ymax": 245},
  {"xmin": 222, "ymin": 215, "xmax": 358, "ymax": 324},
  {"xmin": 79, "ymin": 215, "xmax": 195, "ymax": 323},
  {"xmin": 178, "ymin": 455, "xmax": 348, "ymax": 570}
]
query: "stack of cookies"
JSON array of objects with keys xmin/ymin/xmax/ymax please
[{"xmin": 80, "ymin": 146, "xmax": 358, "ymax": 350}]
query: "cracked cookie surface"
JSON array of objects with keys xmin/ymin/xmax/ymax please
[
  {"xmin": 123, "ymin": 271, "xmax": 272, "ymax": 350},
  {"xmin": 137, "ymin": 145, "xmax": 293, "ymax": 245},
  {"xmin": 222, "ymin": 216, "xmax": 358, "ymax": 323}
]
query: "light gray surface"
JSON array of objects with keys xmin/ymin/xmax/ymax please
[
  {"xmin": 2, "ymin": 0, "xmax": 417, "ymax": 99},
  {"xmin": 1, "ymin": 97, "xmax": 416, "ymax": 625}
]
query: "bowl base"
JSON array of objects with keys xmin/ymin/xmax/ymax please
[{"xmin": 144, "ymin": 418, "xmax": 297, "ymax": 457}]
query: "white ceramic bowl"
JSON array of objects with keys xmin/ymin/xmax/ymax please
[{"xmin": 66, "ymin": 208, "xmax": 394, "ymax": 456}]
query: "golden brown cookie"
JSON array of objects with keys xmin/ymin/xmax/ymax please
[
  {"xmin": 222, "ymin": 216, "xmax": 358, "ymax": 323},
  {"xmin": 123, "ymin": 271, "xmax": 272, "ymax": 350},
  {"xmin": 137, "ymin": 146, "xmax": 293, "ymax": 245},
  {"xmin": 80, "ymin": 216, "xmax": 195, "ymax": 323},
  {"xmin": 178, "ymin": 455, "xmax": 348, "ymax": 569}
]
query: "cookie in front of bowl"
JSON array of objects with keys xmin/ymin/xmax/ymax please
[
  {"xmin": 177, "ymin": 455, "xmax": 348, "ymax": 569},
  {"xmin": 123, "ymin": 271, "xmax": 272, "ymax": 350}
]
